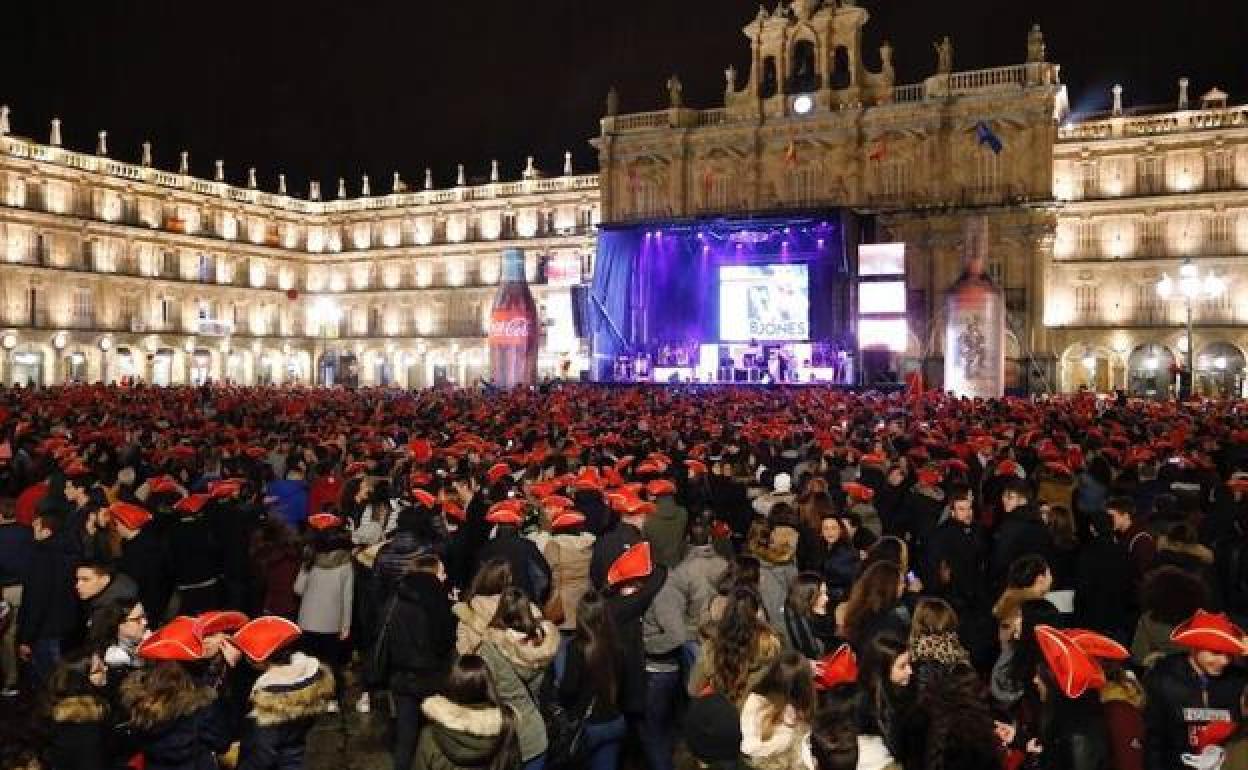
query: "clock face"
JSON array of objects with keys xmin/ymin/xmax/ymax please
[{"xmin": 793, "ymin": 95, "xmax": 814, "ymax": 115}]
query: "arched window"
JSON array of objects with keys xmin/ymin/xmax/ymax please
[{"xmin": 789, "ymin": 40, "xmax": 818, "ymax": 92}]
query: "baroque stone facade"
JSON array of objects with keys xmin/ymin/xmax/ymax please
[
  {"xmin": 0, "ymin": 129, "xmax": 598, "ymax": 387},
  {"xmin": 1, "ymin": 0, "xmax": 1245, "ymax": 394}
]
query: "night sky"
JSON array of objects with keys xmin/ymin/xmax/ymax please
[{"xmin": 1, "ymin": 0, "xmax": 1242, "ymax": 195}]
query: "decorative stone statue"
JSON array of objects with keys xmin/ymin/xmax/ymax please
[
  {"xmin": 934, "ymin": 36, "xmax": 953, "ymax": 74},
  {"xmin": 179, "ymin": 151, "xmax": 189, "ymax": 175},
  {"xmin": 337, "ymin": 177, "xmax": 347, "ymax": 198},
  {"xmin": 1027, "ymin": 24, "xmax": 1046, "ymax": 63},
  {"xmin": 0, "ymin": 106, "xmax": 9, "ymax": 136},
  {"xmin": 392, "ymin": 171, "xmax": 404, "ymax": 193},
  {"xmin": 424, "ymin": 168, "xmax": 433, "ymax": 190},
  {"xmin": 606, "ymin": 86, "xmax": 619, "ymax": 117},
  {"xmin": 564, "ymin": 151, "xmax": 573, "ymax": 176},
  {"xmin": 50, "ymin": 118, "xmax": 62, "ymax": 147},
  {"xmin": 214, "ymin": 160, "xmax": 225, "ymax": 182},
  {"xmin": 141, "ymin": 141, "xmax": 152, "ymax": 167},
  {"xmin": 96, "ymin": 130, "xmax": 108, "ymax": 156},
  {"xmin": 879, "ymin": 41, "xmax": 894, "ymax": 76},
  {"xmin": 490, "ymin": 159, "xmax": 500, "ymax": 183},
  {"xmin": 278, "ymin": 173, "xmax": 287, "ymax": 195},
  {"xmin": 247, "ymin": 167, "xmax": 257, "ymax": 188},
  {"xmin": 725, "ymin": 65, "xmax": 737, "ymax": 93},
  {"xmin": 666, "ymin": 75, "xmax": 684, "ymax": 108},
  {"xmin": 361, "ymin": 174, "xmax": 371, "ymax": 196}
]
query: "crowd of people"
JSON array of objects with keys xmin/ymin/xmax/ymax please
[{"xmin": 0, "ymin": 382, "xmax": 1246, "ymax": 770}]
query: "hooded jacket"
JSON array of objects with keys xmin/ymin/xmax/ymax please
[
  {"xmin": 667, "ymin": 544, "xmax": 729, "ymax": 638},
  {"xmin": 120, "ymin": 670, "xmax": 231, "ymax": 770},
  {"xmin": 47, "ymin": 693, "xmax": 110, "ymax": 770},
  {"xmin": 542, "ymin": 531, "xmax": 594, "ymax": 631},
  {"xmin": 452, "ymin": 594, "xmax": 501, "ymax": 656},
  {"xmin": 750, "ymin": 521, "xmax": 799, "ymax": 631},
  {"xmin": 293, "ymin": 548, "xmax": 354, "ymax": 637},
  {"xmin": 477, "ymin": 622, "xmax": 561, "ymax": 761},
  {"xmin": 643, "ymin": 495, "xmax": 688, "ymax": 569},
  {"xmin": 414, "ymin": 695, "xmax": 510, "ymax": 770},
  {"xmin": 238, "ymin": 653, "xmax": 335, "ymax": 770}
]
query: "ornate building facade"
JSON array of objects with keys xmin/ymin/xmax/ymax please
[
  {"xmin": 1, "ymin": 0, "xmax": 1244, "ymax": 394},
  {"xmin": 0, "ymin": 124, "xmax": 598, "ymax": 387}
]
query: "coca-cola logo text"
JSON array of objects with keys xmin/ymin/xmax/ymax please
[{"xmin": 489, "ymin": 315, "xmax": 531, "ymax": 342}]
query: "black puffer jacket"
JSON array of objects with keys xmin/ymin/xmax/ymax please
[
  {"xmin": 1143, "ymin": 653, "xmax": 1246, "ymax": 770},
  {"xmin": 238, "ymin": 653, "xmax": 334, "ymax": 770},
  {"xmin": 375, "ymin": 572, "xmax": 456, "ymax": 697}
]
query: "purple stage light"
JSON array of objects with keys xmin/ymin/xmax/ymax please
[{"xmin": 817, "ymin": 239, "xmax": 825, "ymax": 248}]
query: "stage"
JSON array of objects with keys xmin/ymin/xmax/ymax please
[{"xmin": 587, "ymin": 212, "xmax": 861, "ymax": 384}]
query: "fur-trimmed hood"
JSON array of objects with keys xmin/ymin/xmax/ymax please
[
  {"xmin": 421, "ymin": 695, "xmax": 504, "ymax": 736},
  {"xmin": 483, "ymin": 622, "xmax": 561, "ymax": 671},
  {"xmin": 120, "ymin": 671, "xmax": 217, "ymax": 730},
  {"xmin": 420, "ymin": 696, "xmax": 507, "ymax": 766},
  {"xmin": 1157, "ymin": 536, "xmax": 1214, "ymax": 564},
  {"xmin": 52, "ymin": 694, "xmax": 108, "ymax": 724},
  {"xmin": 749, "ymin": 521, "xmax": 798, "ymax": 565},
  {"xmin": 250, "ymin": 652, "xmax": 335, "ymax": 727},
  {"xmin": 453, "ymin": 594, "xmax": 501, "ymax": 635}
]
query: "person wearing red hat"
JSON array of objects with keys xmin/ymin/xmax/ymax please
[
  {"xmin": 475, "ymin": 497, "xmax": 552, "ymax": 606},
  {"xmin": 294, "ymin": 523, "xmax": 354, "ymax": 713},
  {"xmin": 167, "ymin": 481, "xmax": 226, "ymax": 617},
  {"xmin": 543, "ymin": 511, "xmax": 595, "ymax": 633},
  {"xmin": 1144, "ymin": 609, "xmax": 1248, "ymax": 770},
  {"xmin": 642, "ymin": 479, "xmax": 688, "ymax": 571},
  {"xmin": 230, "ymin": 616, "xmax": 335, "ymax": 770}
]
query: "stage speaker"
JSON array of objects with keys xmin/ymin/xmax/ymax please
[
  {"xmin": 570, "ymin": 286, "xmax": 588, "ymax": 339},
  {"xmin": 861, "ymin": 349, "xmax": 898, "ymax": 386}
]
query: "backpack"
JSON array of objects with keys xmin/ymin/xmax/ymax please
[{"xmin": 520, "ymin": 637, "xmax": 593, "ymax": 770}]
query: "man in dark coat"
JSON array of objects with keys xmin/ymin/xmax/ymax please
[
  {"xmin": 18, "ymin": 513, "xmax": 78, "ymax": 685},
  {"xmin": 375, "ymin": 555, "xmax": 456, "ymax": 770},
  {"xmin": 1073, "ymin": 512, "xmax": 1134, "ymax": 639},
  {"xmin": 589, "ymin": 503, "xmax": 648, "ymax": 590},
  {"xmin": 990, "ymin": 478, "xmax": 1052, "ymax": 591},
  {"xmin": 115, "ymin": 506, "xmax": 172, "ymax": 624},
  {"xmin": 475, "ymin": 524, "xmax": 551, "ymax": 604},
  {"xmin": 922, "ymin": 487, "xmax": 993, "ymax": 668},
  {"xmin": 74, "ymin": 560, "xmax": 138, "ymax": 638}
]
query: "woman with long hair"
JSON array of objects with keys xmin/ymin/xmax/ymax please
[
  {"xmin": 702, "ymin": 554, "xmax": 762, "ymax": 628},
  {"xmin": 415, "ymin": 654, "xmax": 520, "ymax": 770},
  {"xmin": 453, "ymin": 559, "xmax": 515, "ymax": 655},
  {"xmin": 912, "ymin": 659, "xmax": 1002, "ymax": 770},
  {"xmin": 43, "ymin": 649, "xmax": 112, "ymax": 770},
  {"xmin": 294, "ymin": 525, "xmax": 354, "ymax": 712},
  {"xmin": 477, "ymin": 587, "xmax": 561, "ymax": 769},
  {"xmin": 1044, "ymin": 505, "xmax": 1079, "ymax": 593},
  {"xmin": 837, "ymin": 561, "xmax": 907, "ymax": 652},
  {"xmin": 816, "ymin": 514, "xmax": 860, "ymax": 604},
  {"xmin": 120, "ymin": 661, "xmax": 231, "ymax": 770},
  {"xmin": 855, "ymin": 633, "xmax": 914, "ymax": 770},
  {"xmin": 689, "ymin": 586, "xmax": 782, "ymax": 706},
  {"xmin": 249, "ymin": 518, "xmax": 301, "ymax": 619},
  {"xmin": 558, "ymin": 590, "xmax": 626, "ymax": 770},
  {"xmin": 88, "ymin": 598, "xmax": 148, "ymax": 688},
  {"xmin": 739, "ymin": 650, "xmax": 817, "ymax": 770},
  {"xmin": 782, "ymin": 572, "xmax": 838, "ymax": 658}
]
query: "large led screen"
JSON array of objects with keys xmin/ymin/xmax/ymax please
[{"xmin": 719, "ymin": 264, "xmax": 810, "ymax": 341}]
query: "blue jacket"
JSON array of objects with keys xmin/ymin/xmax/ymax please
[{"xmin": 266, "ymin": 479, "xmax": 309, "ymax": 528}]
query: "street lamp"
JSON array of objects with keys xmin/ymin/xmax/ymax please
[{"xmin": 1156, "ymin": 258, "xmax": 1225, "ymax": 398}]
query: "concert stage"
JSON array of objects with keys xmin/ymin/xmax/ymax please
[{"xmin": 587, "ymin": 213, "xmax": 860, "ymax": 384}]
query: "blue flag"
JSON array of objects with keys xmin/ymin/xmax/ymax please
[{"xmin": 975, "ymin": 121, "xmax": 1003, "ymax": 154}]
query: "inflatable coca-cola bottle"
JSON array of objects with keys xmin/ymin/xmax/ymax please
[{"xmin": 488, "ymin": 248, "xmax": 540, "ymax": 387}]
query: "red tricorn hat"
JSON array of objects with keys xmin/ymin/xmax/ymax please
[
  {"xmin": 63, "ymin": 460, "xmax": 91, "ymax": 478},
  {"xmin": 860, "ymin": 452, "xmax": 887, "ymax": 466},
  {"xmin": 814, "ymin": 644, "xmax": 859, "ymax": 690},
  {"xmin": 442, "ymin": 500, "xmax": 467, "ymax": 522},
  {"xmin": 307, "ymin": 513, "xmax": 343, "ymax": 531},
  {"xmin": 541, "ymin": 494, "xmax": 575, "ymax": 511},
  {"xmin": 486, "ymin": 463, "xmax": 512, "ymax": 485},
  {"xmin": 635, "ymin": 460, "xmax": 663, "ymax": 476},
  {"xmin": 109, "ymin": 502, "xmax": 152, "ymax": 531},
  {"xmin": 173, "ymin": 494, "xmax": 210, "ymax": 515},
  {"xmin": 1035, "ymin": 625, "xmax": 1103, "ymax": 699},
  {"xmin": 1170, "ymin": 610, "xmax": 1248, "ymax": 655},
  {"xmin": 684, "ymin": 459, "xmax": 708, "ymax": 476},
  {"xmin": 138, "ymin": 617, "xmax": 205, "ymax": 662},
  {"xmin": 550, "ymin": 511, "xmax": 586, "ymax": 532},
  {"xmin": 412, "ymin": 489, "xmax": 438, "ymax": 509},
  {"xmin": 195, "ymin": 610, "xmax": 250, "ymax": 637},
  {"xmin": 607, "ymin": 542, "xmax": 653, "ymax": 588},
  {"xmin": 208, "ymin": 479, "xmax": 243, "ymax": 499},
  {"xmin": 1043, "ymin": 462, "xmax": 1072, "ymax": 477},
  {"xmin": 843, "ymin": 482, "xmax": 874, "ymax": 503},
  {"xmin": 485, "ymin": 500, "xmax": 524, "ymax": 526},
  {"xmin": 408, "ymin": 439, "xmax": 433, "ymax": 463},
  {"xmin": 1066, "ymin": 629, "xmax": 1130, "ymax": 661},
  {"xmin": 573, "ymin": 466, "xmax": 604, "ymax": 492},
  {"xmin": 231, "ymin": 616, "xmax": 302, "ymax": 663},
  {"xmin": 916, "ymin": 468, "xmax": 943, "ymax": 487},
  {"xmin": 646, "ymin": 479, "xmax": 677, "ymax": 498},
  {"xmin": 148, "ymin": 476, "xmax": 180, "ymax": 495}
]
